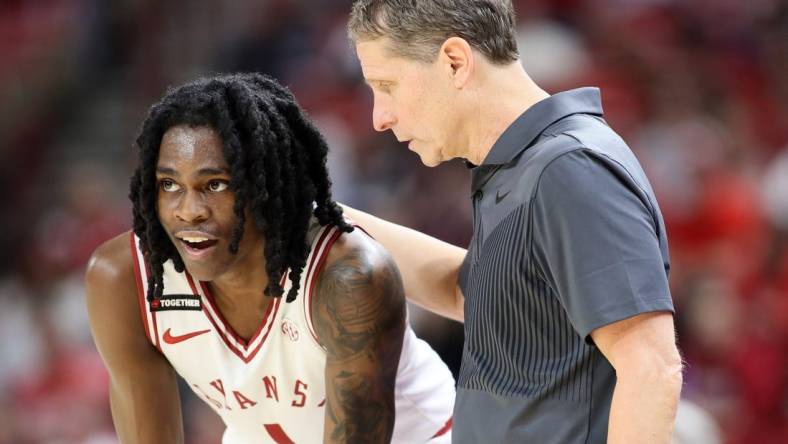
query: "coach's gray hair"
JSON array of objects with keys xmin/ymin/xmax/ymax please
[{"xmin": 348, "ymin": 0, "xmax": 519, "ymax": 65}]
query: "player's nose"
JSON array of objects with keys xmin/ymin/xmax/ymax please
[{"xmin": 174, "ymin": 190, "xmax": 209, "ymax": 223}]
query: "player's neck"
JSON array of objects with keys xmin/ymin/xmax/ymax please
[
  {"xmin": 464, "ymin": 64, "xmax": 549, "ymax": 165},
  {"xmin": 207, "ymin": 268, "xmax": 275, "ymax": 342},
  {"xmin": 208, "ymin": 256, "xmax": 271, "ymax": 310}
]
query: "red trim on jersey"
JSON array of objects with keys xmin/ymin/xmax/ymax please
[
  {"xmin": 187, "ymin": 271, "xmax": 282, "ymax": 364},
  {"xmin": 306, "ymin": 228, "xmax": 344, "ymax": 346},
  {"xmin": 129, "ymin": 233, "xmax": 154, "ymax": 346},
  {"xmin": 351, "ymin": 223, "xmax": 371, "ymax": 238},
  {"xmin": 184, "ymin": 270, "xmax": 200, "ymax": 294},
  {"xmin": 263, "ymin": 424, "xmax": 295, "ymax": 444},
  {"xmin": 222, "ymin": 270, "xmax": 287, "ymax": 351},
  {"xmin": 200, "ymin": 281, "xmax": 280, "ymax": 350},
  {"xmin": 200, "ymin": 282, "xmax": 257, "ymax": 347},
  {"xmin": 138, "ymin": 239, "xmax": 161, "ymax": 350},
  {"xmin": 206, "ymin": 302, "xmax": 248, "ymax": 359},
  {"xmin": 239, "ymin": 297, "xmax": 281, "ymax": 364},
  {"xmin": 278, "ymin": 270, "xmax": 289, "ymax": 287},
  {"xmin": 303, "ymin": 226, "xmax": 333, "ymax": 288},
  {"xmin": 142, "ymin": 254, "xmax": 162, "ymax": 352},
  {"xmin": 431, "ymin": 417, "xmax": 453, "ymax": 438},
  {"xmin": 151, "ymin": 311, "xmax": 162, "ymax": 352},
  {"xmin": 185, "ymin": 272, "xmax": 248, "ymax": 360},
  {"xmin": 301, "ymin": 226, "xmax": 334, "ymax": 343}
]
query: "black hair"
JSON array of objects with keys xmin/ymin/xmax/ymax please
[{"xmin": 130, "ymin": 73, "xmax": 353, "ymax": 302}]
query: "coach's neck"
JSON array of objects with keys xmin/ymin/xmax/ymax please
[{"xmin": 461, "ymin": 60, "xmax": 549, "ymax": 166}]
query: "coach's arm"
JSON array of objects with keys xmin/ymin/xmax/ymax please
[
  {"xmin": 341, "ymin": 205, "xmax": 466, "ymax": 322},
  {"xmin": 312, "ymin": 229, "xmax": 406, "ymax": 443},
  {"xmin": 85, "ymin": 232, "xmax": 184, "ymax": 444},
  {"xmin": 591, "ymin": 312, "xmax": 683, "ymax": 443}
]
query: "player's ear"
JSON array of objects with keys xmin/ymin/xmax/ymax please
[{"xmin": 438, "ymin": 37, "xmax": 474, "ymax": 89}]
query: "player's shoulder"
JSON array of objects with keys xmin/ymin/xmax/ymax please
[
  {"xmin": 85, "ymin": 231, "xmax": 136, "ymax": 297},
  {"xmin": 311, "ymin": 223, "xmax": 406, "ymax": 356},
  {"xmin": 321, "ymin": 224, "xmax": 398, "ymax": 282},
  {"xmin": 86, "ymin": 232, "xmax": 171, "ymax": 380}
]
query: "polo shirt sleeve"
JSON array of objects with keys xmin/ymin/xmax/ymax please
[{"xmin": 531, "ymin": 149, "xmax": 674, "ymax": 341}]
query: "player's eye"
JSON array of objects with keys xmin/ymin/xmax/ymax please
[
  {"xmin": 207, "ymin": 180, "xmax": 229, "ymax": 192},
  {"xmin": 160, "ymin": 179, "xmax": 180, "ymax": 192}
]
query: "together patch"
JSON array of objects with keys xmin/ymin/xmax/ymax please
[{"xmin": 151, "ymin": 294, "xmax": 202, "ymax": 312}]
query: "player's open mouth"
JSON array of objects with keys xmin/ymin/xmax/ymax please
[{"xmin": 178, "ymin": 237, "xmax": 219, "ymax": 258}]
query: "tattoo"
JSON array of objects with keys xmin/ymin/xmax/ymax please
[
  {"xmin": 325, "ymin": 370, "xmax": 385, "ymax": 442},
  {"xmin": 313, "ymin": 240, "xmax": 406, "ymax": 443}
]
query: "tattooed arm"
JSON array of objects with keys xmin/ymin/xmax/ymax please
[{"xmin": 312, "ymin": 229, "xmax": 407, "ymax": 444}]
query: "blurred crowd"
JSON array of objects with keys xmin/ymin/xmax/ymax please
[{"xmin": 1, "ymin": 0, "xmax": 786, "ymax": 443}]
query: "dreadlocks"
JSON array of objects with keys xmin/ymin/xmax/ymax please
[{"xmin": 130, "ymin": 73, "xmax": 353, "ymax": 303}]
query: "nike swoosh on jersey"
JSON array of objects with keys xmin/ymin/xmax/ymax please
[
  {"xmin": 163, "ymin": 328, "xmax": 211, "ymax": 344},
  {"xmin": 495, "ymin": 189, "xmax": 511, "ymax": 204}
]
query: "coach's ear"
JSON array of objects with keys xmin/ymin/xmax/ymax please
[{"xmin": 439, "ymin": 37, "xmax": 474, "ymax": 89}]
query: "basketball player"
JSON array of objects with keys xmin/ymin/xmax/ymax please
[{"xmin": 85, "ymin": 73, "xmax": 454, "ymax": 443}]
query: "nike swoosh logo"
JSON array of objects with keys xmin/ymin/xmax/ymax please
[
  {"xmin": 163, "ymin": 328, "xmax": 211, "ymax": 344},
  {"xmin": 495, "ymin": 189, "xmax": 511, "ymax": 204}
]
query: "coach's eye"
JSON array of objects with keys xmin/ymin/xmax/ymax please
[
  {"xmin": 207, "ymin": 180, "xmax": 229, "ymax": 192},
  {"xmin": 378, "ymin": 82, "xmax": 394, "ymax": 94},
  {"xmin": 160, "ymin": 179, "xmax": 180, "ymax": 192}
]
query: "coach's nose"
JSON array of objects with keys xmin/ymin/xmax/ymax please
[
  {"xmin": 174, "ymin": 190, "xmax": 209, "ymax": 223},
  {"xmin": 372, "ymin": 99, "xmax": 397, "ymax": 132}
]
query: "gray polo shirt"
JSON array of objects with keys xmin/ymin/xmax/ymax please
[{"xmin": 454, "ymin": 88, "xmax": 674, "ymax": 443}]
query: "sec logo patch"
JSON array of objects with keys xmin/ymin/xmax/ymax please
[{"xmin": 281, "ymin": 318, "xmax": 300, "ymax": 342}]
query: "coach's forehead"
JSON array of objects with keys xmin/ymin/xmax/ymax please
[
  {"xmin": 157, "ymin": 125, "xmax": 229, "ymax": 171},
  {"xmin": 356, "ymin": 39, "xmax": 402, "ymax": 78}
]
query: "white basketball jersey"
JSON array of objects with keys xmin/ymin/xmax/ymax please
[{"xmin": 129, "ymin": 220, "xmax": 454, "ymax": 444}]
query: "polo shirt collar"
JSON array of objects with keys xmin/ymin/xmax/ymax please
[{"xmin": 480, "ymin": 87, "xmax": 604, "ymax": 166}]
